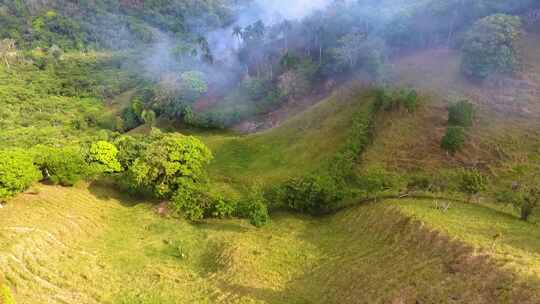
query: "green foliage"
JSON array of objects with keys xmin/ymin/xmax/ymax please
[
  {"xmin": 275, "ymin": 99, "xmax": 377, "ymax": 215},
  {"xmin": 407, "ymin": 173, "xmax": 433, "ymax": 191},
  {"xmin": 172, "ymin": 180, "xmax": 237, "ymax": 221},
  {"xmin": 448, "ymin": 100, "xmax": 474, "ymax": 128},
  {"xmin": 113, "ymin": 135, "xmax": 148, "ymax": 171},
  {"xmin": 519, "ymin": 186, "xmax": 539, "ymax": 221},
  {"xmin": 458, "ymin": 169, "xmax": 487, "ymax": 201},
  {"xmin": 496, "ymin": 165, "xmax": 540, "ymax": 221},
  {"xmin": 141, "ymin": 109, "xmax": 157, "ymax": 126},
  {"xmin": 357, "ymin": 166, "xmax": 397, "ymax": 196},
  {"xmin": 40, "ymin": 146, "xmax": 90, "ymax": 186},
  {"xmin": 179, "ymin": 71, "xmax": 208, "ymax": 102},
  {"xmin": 87, "ymin": 141, "xmax": 122, "ymax": 174},
  {"xmin": 238, "ymin": 186, "xmax": 269, "ymax": 227},
  {"xmin": 171, "ymin": 179, "xmax": 208, "ymax": 221},
  {"xmin": 461, "ymin": 14, "xmax": 522, "ymax": 79},
  {"xmin": 0, "ymin": 54, "xmax": 138, "ymax": 148},
  {"xmin": 125, "ymin": 133, "xmax": 212, "ymax": 198},
  {"xmin": 441, "ymin": 126, "xmax": 466, "ymax": 155},
  {"xmin": 210, "ymin": 194, "xmax": 237, "ymax": 219},
  {"xmin": 0, "ymin": 283, "xmax": 16, "ymax": 304},
  {"xmin": 281, "ymin": 174, "xmax": 344, "ymax": 215},
  {"xmin": 374, "ymin": 87, "xmax": 420, "ymax": 113},
  {"xmin": 0, "ymin": 149, "xmax": 42, "ymax": 200}
]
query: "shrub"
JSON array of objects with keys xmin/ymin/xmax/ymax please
[
  {"xmin": 0, "ymin": 150, "xmax": 42, "ymax": 200},
  {"xmin": 210, "ymin": 194, "xmax": 237, "ymax": 218},
  {"xmin": 519, "ymin": 186, "xmax": 539, "ymax": 221},
  {"xmin": 236, "ymin": 184, "xmax": 270, "ymax": 227},
  {"xmin": 247, "ymin": 200, "xmax": 269, "ymax": 228},
  {"xmin": 407, "ymin": 173, "xmax": 432, "ymax": 191},
  {"xmin": 374, "ymin": 87, "xmax": 419, "ymax": 113},
  {"xmin": 171, "ymin": 179, "xmax": 209, "ymax": 221},
  {"xmin": 497, "ymin": 182, "xmax": 539, "ymax": 221},
  {"xmin": 281, "ymin": 174, "xmax": 344, "ymax": 215},
  {"xmin": 404, "ymin": 89, "xmax": 419, "ymax": 113},
  {"xmin": 172, "ymin": 181, "xmax": 237, "ymax": 221},
  {"xmin": 441, "ymin": 126, "xmax": 466, "ymax": 155},
  {"xmin": 87, "ymin": 141, "xmax": 122, "ymax": 174},
  {"xmin": 358, "ymin": 166, "xmax": 398, "ymax": 195},
  {"xmin": 113, "ymin": 135, "xmax": 147, "ymax": 171},
  {"xmin": 448, "ymin": 100, "xmax": 474, "ymax": 128},
  {"xmin": 458, "ymin": 169, "xmax": 487, "ymax": 202},
  {"xmin": 41, "ymin": 146, "xmax": 90, "ymax": 186},
  {"xmin": 461, "ymin": 14, "xmax": 522, "ymax": 79}
]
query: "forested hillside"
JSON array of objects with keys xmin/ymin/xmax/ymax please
[{"xmin": 1, "ymin": 0, "xmax": 540, "ymax": 303}]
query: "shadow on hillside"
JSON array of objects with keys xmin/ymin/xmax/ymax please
[
  {"xmin": 280, "ymin": 203, "xmax": 540, "ymax": 304},
  {"xmin": 87, "ymin": 179, "xmax": 158, "ymax": 208}
]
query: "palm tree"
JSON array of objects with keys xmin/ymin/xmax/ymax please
[{"xmin": 232, "ymin": 25, "xmax": 243, "ymax": 43}]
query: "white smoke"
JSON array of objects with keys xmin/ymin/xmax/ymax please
[{"xmin": 251, "ymin": 0, "xmax": 333, "ymax": 23}]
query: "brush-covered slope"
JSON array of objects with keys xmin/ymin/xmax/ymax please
[
  {"xmin": 1, "ymin": 183, "xmax": 539, "ymax": 304},
  {"xmin": 197, "ymin": 85, "xmax": 374, "ymax": 193}
]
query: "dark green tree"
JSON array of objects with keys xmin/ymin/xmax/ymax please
[{"xmin": 461, "ymin": 14, "xmax": 522, "ymax": 79}]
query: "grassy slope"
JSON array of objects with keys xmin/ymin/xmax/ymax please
[
  {"xmin": 199, "ymin": 86, "xmax": 373, "ymax": 194},
  {"xmin": 1, "ymin": 184, "xmax": 539, "ymax": 304},
  {"xmin": 395, "ymin": 199, "xmax": 540, "ymax": 283}
]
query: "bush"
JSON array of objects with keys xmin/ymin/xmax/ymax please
[
  {"xmin": 461, "ymin": 14, "xmax": 522, "ymax": 79},
  {"xmin": 246, "ymin": 200, "xmax": 269, "ymax": 227},
  {"xmin": 448, "ymin": 100, "xmax": 474, "ymax": 128},
  {"xmin": 0, "ymin": 150, "xmax": 42, "ymax": 200},
  {"xmin": 281, "ymin": 174, "xmax": 344, "ymax": 215},
  {"xmin": 87, "ymin": 141, "xmax": 122, "ymax": 174},
  {"xmin": 497, "ymin": 182, "xmax": 539, "ymax": 221},
  {"xmin": 441, "ymin": 126, "xmax": 466, "ymax": 155},
  {"xmin": 210, "ymin": 194, "xmax": 237, "ymax": 218},
  {"xmin": 374, "ymin": 87, "xmax": 419, "ymax": 113},
  {"xmin": 357, "ymin": 166, "xmax": 397, "ymax": 196},
  {"xmin": 172, "ymin": 181, "xmax": 237, "ymax": 221},
  {"xmin": 407, "ymin": 173, "xmax": 432, "ymax": 191},
  {"xmin": 458, "ymin": 169, "xmax": 487, "ymax": 202},
  {"xmin": 41, "ymin": 146, "xmax": 90, "ymax": 186},
  {"xmin": 404, "ymin": 89, "xmax": 419, "ymax": 113},
  {"xmin": 520, "ymin": 187, "xmax": 539, "ymax": 221},
  {"xmin": 171, "ymin": 179, "xmax": 209, "ymax": 221}
]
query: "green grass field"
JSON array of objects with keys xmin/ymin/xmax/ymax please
[
  {"xmin": 1, "ymin": 183, "xmax": 539, "ymax": 304},
  {"xmin": 3, "ymin": 36, "xmax": 540, "ymax": 303}
]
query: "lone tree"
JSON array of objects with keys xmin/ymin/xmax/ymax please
[
  {"xmin": 458, "ymin": 169, "xmax": 487, "ymax": 203},
  {"xmin": 0, "ymin": 150, "xmax": 42, "ymax": 200},
  {"xmin": 461, "ymin": 14, "xmax": 522, "ymax": 79},
  {"xmin": 126, "ymin": 133, "xmax": 212, "ymax": 198}
]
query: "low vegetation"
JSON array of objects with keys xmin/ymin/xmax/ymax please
[{"xmin": 1, "ymin": 0, "xmax": 540, "ymax": 302}]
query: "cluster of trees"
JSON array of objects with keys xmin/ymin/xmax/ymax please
[
  {"xmin": 0, "ymin": 0, "xmax": 233, "ymax": 50},
  {"xmin": 441, "ymin": 100, "xmax": 475, "ymax": 155},
  {"xmin": 0, "ymin": 130, "xmax": 270, "ymax": 224},
  {"xmin": 0, "ymin": 141, "xmax": 121, "ymax": 200}
]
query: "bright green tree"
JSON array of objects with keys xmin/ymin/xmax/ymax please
[
  {"xmin": 87, "ymin": 141, "xmax": 122, "ymax": 174},
  {"xmin": 0, "ymin": 150, "xmax": 42, "ymax": 200},
  {"xmin": 458, "ymin": 169, "xmax": 487, "ymax": 202},
  {"xmin": 43, "ymin": 146, "xmax": 90, "ymax": 186},
  {"xmin": 127, "ymin": 134, "xmax": 212, "ymax": 198}
]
